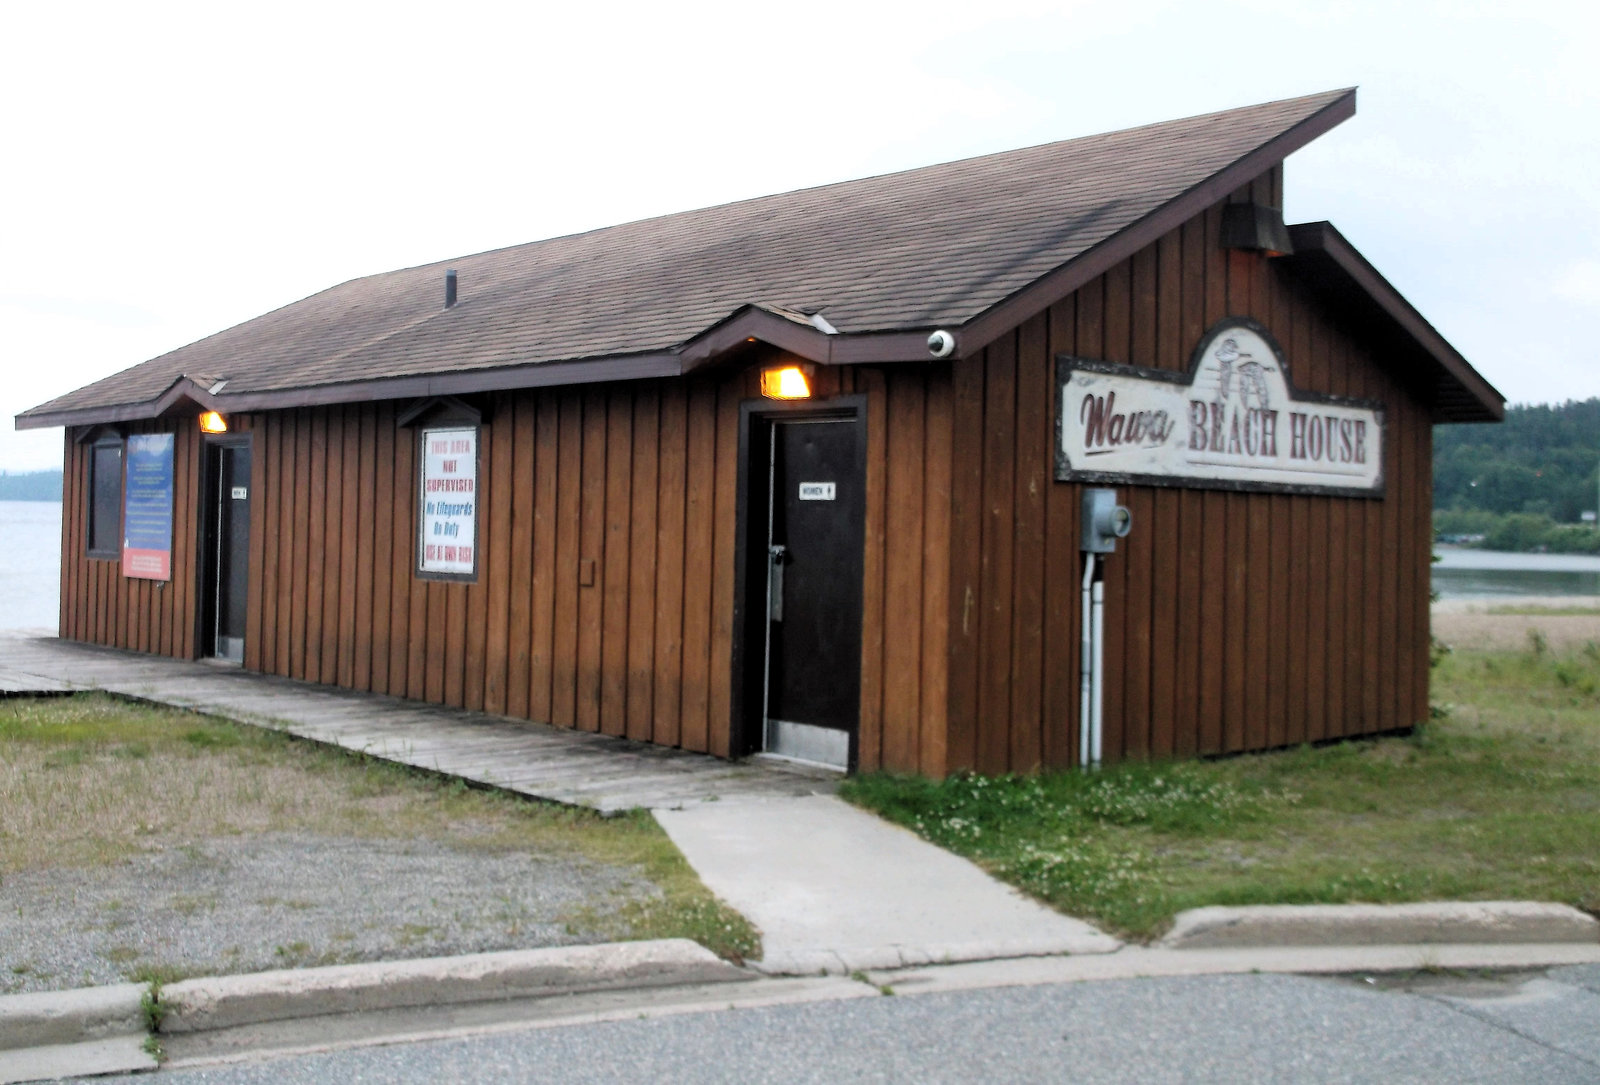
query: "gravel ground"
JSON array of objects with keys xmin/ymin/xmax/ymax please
[{"xmin": 0, "ymin": 832, "xmax": 654, "ymax": 995}]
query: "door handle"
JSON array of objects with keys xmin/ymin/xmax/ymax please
[{"xmin": 768, "ymin": 544, "xmax": 786, "ymax": 622}]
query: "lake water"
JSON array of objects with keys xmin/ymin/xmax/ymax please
[
  {"xmin": 1, "ymin": 502, "xmax": 1595, "ymax": 633},
  {"xmin": 1432, "ymin": 546, "xmax": 1600, "ymax": 600},
  {"xmin": 0, "ymin": 500, "xmax": 63, "ymax": 631}
]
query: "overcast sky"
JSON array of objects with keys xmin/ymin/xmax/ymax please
[{"xmin": 3, "ymin": 0, "xmax": 1595, "ymax": 472}]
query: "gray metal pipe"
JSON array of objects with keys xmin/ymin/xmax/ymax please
[{"xmin": 1080, "ymin": 552, "xmax": 1096, "ymax": 771}]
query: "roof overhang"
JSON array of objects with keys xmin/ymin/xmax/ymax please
[
  {"xmin": 1282, "ymin": 221, "xmax": 1504, "ymax": 423},
  {"xmin": 15, "ymin": 304, "xmax": 941, "ymax": 431},
  {"xmin": 15, "ymin": 355, "xmax": 681, "ymax": 430},
  {"xmin": 19, "ymin": 374, "xmax": 229, "ymax": 431},
  {"xmin": 677, "ymin": 303, "xmax": 936, "ymax": 372}
]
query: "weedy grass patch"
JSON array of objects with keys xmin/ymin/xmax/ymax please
[
  {"xmin": 0, "ymin": 694, "xmax": 755, "ymax": 964},
  {"xmin": 1485, "ymin": 604, "xmax": 1600, "ymax": 618},
  {"xmin": 843, "ymin": 641, "xmax": 1600, "ymax": 939}
]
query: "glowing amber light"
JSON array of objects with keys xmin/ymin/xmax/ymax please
[
  {"xmin": 198, "ymin": 411, "xmax": 229, "ymax": 433},
  {"xmin": 760, "ymin": 366, "xmax": 812, "ymax": 400}
]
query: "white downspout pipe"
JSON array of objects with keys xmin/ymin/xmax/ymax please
[
  {"xmin": 1080, "ymin": 552, "xmax": 1095, "ymax": 771},
  {"xmin": 1091, "ymin": 573, "xmax": 1105, "ymax": 770}
]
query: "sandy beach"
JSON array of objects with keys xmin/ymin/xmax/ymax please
[{"xmin": 1431, "ymin": 595, "xmax": 1600, "ymax": 652}]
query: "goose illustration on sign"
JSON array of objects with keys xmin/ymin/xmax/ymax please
[
  {"xmin": 1055, "ymin": 319, "xmax": 1384, "ymax": 496},
  {"xmin": 1212, "ymin": 336, "xmax": 1272, "ymax": 408}
]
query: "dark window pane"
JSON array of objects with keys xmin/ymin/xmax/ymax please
[{"xmin": 90, "ymin": 443, "xmax": 122, "ymax": 556}]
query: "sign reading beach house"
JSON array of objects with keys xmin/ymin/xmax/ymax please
[
  {"xmin": 1056, "ymin": 320, "xmax": 1384, "ymax": 496},
  {"xmin": 418, "ymin": 426, "xmax": 477, "ymax": 576},
  {"xmin": 122, "ymin": 433, "xmax": 174, "ymax": 580}
]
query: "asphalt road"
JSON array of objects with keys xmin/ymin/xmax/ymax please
[{"xmin": 89, "ymin": 962, "xmax": 1600, "ymax": 1084}]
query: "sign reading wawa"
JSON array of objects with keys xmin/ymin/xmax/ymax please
[{"xmin": 1055, "ymin": 319, "xmax": 1384, "ymax": 496}]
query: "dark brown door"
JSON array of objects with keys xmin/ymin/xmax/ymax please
[
  {"xmin": 761, "ymin": 417, "xmax": 865, "ymax": 768},
  {"xmin": 205, "ymin": 443, "xmax": 251, "ymax": 662}
]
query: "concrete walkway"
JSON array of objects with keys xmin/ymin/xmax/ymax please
[
  {"xmin": 0, "ymin": 631, "xmax": 1121, "ymax": 976},
  {"xmin": 656, "ymin": 794, "xmax": 1120, "ymax": 973},
  {"xmin": 0, "ymin": 632, "xmax": 833, "ymax": 813}
]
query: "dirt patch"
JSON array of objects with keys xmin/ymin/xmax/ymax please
[{"xmin": 1432, "ymin": 601, "xmax": 1600, "ymax": 652}]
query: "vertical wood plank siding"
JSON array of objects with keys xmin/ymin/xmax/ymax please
[
  {"xmin": 58, "ymin": 366, "xmax": 913, "ymax": 764},
  {"xmin": 59, "ymin": 417, "xmax": 221, "ymax": 660},
  {"xmin": 58, "ymin": 183, "xmax": 1435, "ymax": 777},
  {"xmin": 944, "ymin": 188, "xmax": 1435, "ymax": 772}
]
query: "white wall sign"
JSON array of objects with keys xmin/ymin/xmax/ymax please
[
  {"xmin": 798, "ymin": 482, "xmax": 836, "ymax": 501},
  {"xmin": 419, "ymin": 426, "xmax": 478, "ymax": 576},
  {"xmin": 1056, "ymin": 319, "xmax": 1384, "ymax": 496}
]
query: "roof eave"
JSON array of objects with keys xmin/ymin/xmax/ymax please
[
  {"xmin": 16, "ymin": 375, "xmax": 225, "ymax": 432},
  {"xmin": 678, "ymin": 304, "xmax": 938, "ymax": 371},
  {"xmin": 16, "ymin": 354, "xmax": 682, "ymax": 430},
  {"xmin": 1282, "ymin": 221, "xmax": 1504, "ymax": 423},
  {"xmin": 16, "ymin": 312, "xmax": 946, "ymax": 431}
]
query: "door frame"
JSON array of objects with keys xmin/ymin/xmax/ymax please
[
  {"xmin": 196, "ymin": 432, "xmax": 253, "ymax": 661},
  {"xmin": 730, "ymin": 393, "xmax": 868, "ymax": 766}
]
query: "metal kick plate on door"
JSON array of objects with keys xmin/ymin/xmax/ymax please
[
  {"xmin": 798, "ymin": 482, "xmax": 835, "ymax": 500},
  {"xmin": 231, "ymin": 487, "xmax": 248, "ymax": 500}
]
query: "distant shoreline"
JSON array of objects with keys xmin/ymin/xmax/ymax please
[{"xmin": 0, "ymin": 470, "xmax": 63, "ymax": 502}]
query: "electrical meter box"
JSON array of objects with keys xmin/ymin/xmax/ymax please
[{"xmin": 1081, "ymin": 488, "xmax": 1133, "ymax": 553}]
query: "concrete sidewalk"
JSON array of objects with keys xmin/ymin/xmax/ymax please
[{"xmin": 655, "ymin": 794, "xmax": 1122, "ymax": 973}]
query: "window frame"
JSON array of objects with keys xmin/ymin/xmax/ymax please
[{"xmin": 86, "ymin": 435, "xmax": 125, "ymax": 560}]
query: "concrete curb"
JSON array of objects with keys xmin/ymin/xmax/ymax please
[
  {"xmin": 755, "ymin": 934, "xmax": 1122, "ymax": 977},
  {"xmin": 1160, "ymin": 901, "xmax": 1600, "ymax": 950},
  {"xmin": 0, "ymin": 983, "xmax": 155, "ymax": 1085},
  {"xmin": 159, "ymin": 939, "xmax": 752, "ymax": 1034},
  {"xmin": 0, "ymin": 981, "xmax": 147, "ymax": 1051},
  {"xmin": 0, "ymin": 1037, "xmax": 158, "ymax": 1085}
]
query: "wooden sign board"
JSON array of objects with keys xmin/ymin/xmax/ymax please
[
  {"xmin": 122, "ymin": 433, "xmax": 174, "ymax": 580},
  {"xmin": 418, "ymin": 426, "xmax": 478, "ymax": 577},
  {"xmin": 1056, "ymin": 319, "xmax": 1384, "ymax": 497}
]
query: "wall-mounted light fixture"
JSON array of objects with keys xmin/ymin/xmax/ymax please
[
  {"xmin": 198, "ymin": 411, "xmax": 229, "ymax": 434},
  {"xmin": 1220, "ymin": 203, "xmax": 1295, "ymax": 257},
  {"xmin": 759, "ymin": 365, "xmax": 813, "ymax": 400}
]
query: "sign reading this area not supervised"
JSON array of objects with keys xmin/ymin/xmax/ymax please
[{"xmin": 1055, "ymin": 319, "xmax": 1385, "ymax": 496}]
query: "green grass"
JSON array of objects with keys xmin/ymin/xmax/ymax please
[
  {"xmin": 842, "ymin": 640, "xmax": 1600, "ymax": 940},
  {"xmin": 0, "ymin": 694, "xmax": 757, "ymax": 964}
]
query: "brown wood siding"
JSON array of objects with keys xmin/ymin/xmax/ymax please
[
  {"xmin": 851, "ymin": 361, "xmax": 955, "ymax": 777},
  {"xmin": 67, "ymin": 364, "xmax": 908, "ymax": 762},
  {"xmin": 945, "ymin": 187, "xmax": 1435, "ymax": 771},
  {"xmin": 59, "ymin": 417, "xmax": 228, "ymax": 660},
  {"xmin": 56, "ymin": 163, "xmax": 1435, "ymax": 776}
]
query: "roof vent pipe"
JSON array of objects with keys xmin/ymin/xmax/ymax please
[{"xmin": 444, "ymin": 269, "xmax": 459, "ymax": 309}]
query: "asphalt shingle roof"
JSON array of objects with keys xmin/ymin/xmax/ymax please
[{"xmin": 24, "ymin": 90, "xmax": 1355, "ymax": 421}]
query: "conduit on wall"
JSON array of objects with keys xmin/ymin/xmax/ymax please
[{"xmin": 1079, "ymin": 488, "xmax": 1131, "ymax": 771}]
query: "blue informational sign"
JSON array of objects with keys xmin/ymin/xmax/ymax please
[{"xmin": 122, "ymin": 434, "xmax": 175, "ymax": 580}]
